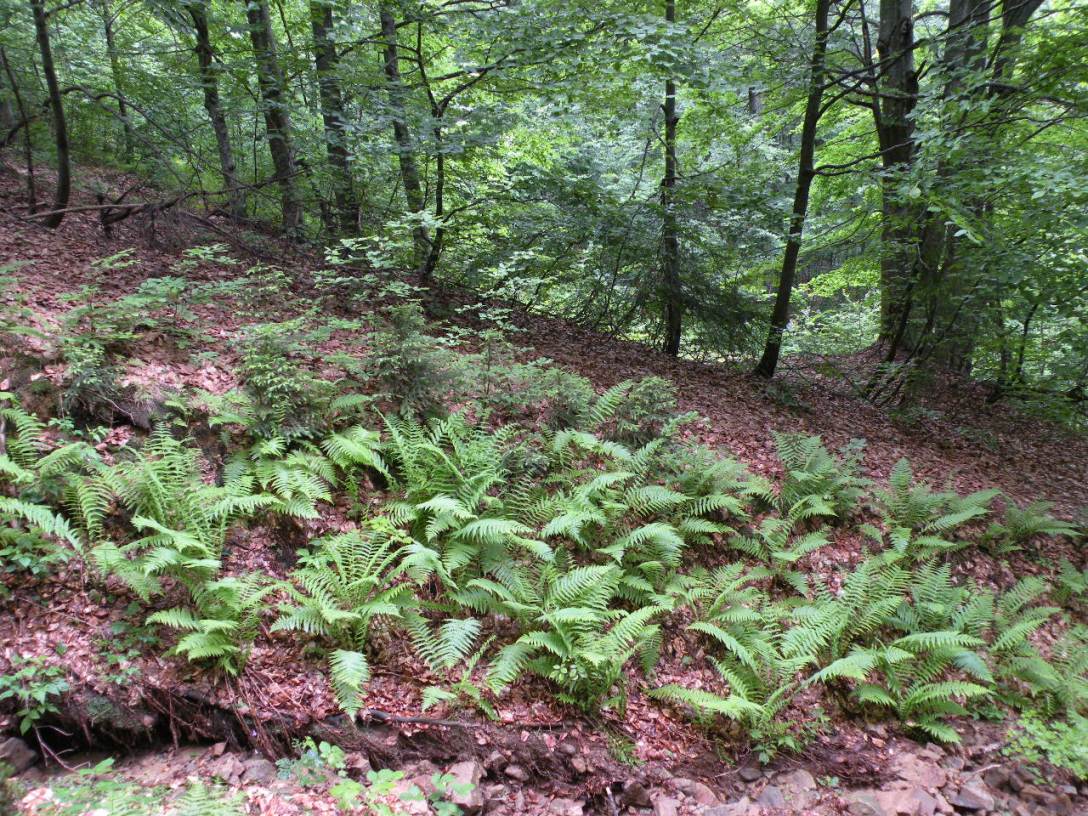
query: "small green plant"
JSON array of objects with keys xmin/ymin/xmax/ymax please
[
  {"xmin": 1003, "ymin": 712, "xmax": 1088, "ymax": 781},
  {"xmin": 370, "ymin": 302, "xmax": 462, "ymax": 418},
  {"xmin": 587, "ymin": 377, "xmax": 681, "ymax": 446},
  {"xmin": 275, "ymin": 738, "xmax": 347, "ymax": 787},
  {"xmin": 1055, "ymin": 559, "xmax": 1088, "ymax": 605},
  {"xmin": 0, "ymin": 654, "xmax": 69, "ymax": 734},
  {"xmin": 427, "ymin": 772, "xmax": 474, "ymax": 816},
  {"xmin": 421, "ymin": 638, "xmax": 497, "ymax": 719},
  {"xmin": 272, "ymin": 521, "xmax": 418, "ymax": 715}
]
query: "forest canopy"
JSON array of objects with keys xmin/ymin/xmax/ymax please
[{"xmin": 0, "ymin": 0, "xmax": 1086, "ymax": 419}]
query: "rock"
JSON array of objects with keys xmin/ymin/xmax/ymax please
[
  {"xmin": 949, "ymin": 780, "xmax": 995, "ymax": 812},
  {"xmin": 942, "ymin": 756, "xmax": 966, "ymax": 772},
  {"xmin": 674, "ymin": 777, "xmax": 719, "ymax": 806},
  {"xmin": 756, "ymin": 785, "xmax": 786, "ymax": 810},
  {"xmin": 569, "ymin": 754, "xmax": 588, "ymax": 775},
  {"xmin": 893, "ymin": 754, "xmax": 948, "ymax": 791},
  {"xmin": 880, "ymin": 787, "xmax": 938, "ymax": 816},
  {"xmin": 777, "ymin": 769, "xmax": 817, "ymax": 793},
  {"xmin": 1019, "ymin": 785, "xmax": 1072, "ymax": 816},
  {"xmin": 549, "ymin": 798, "xmax": 584, "ymax": 816},
  {"xmin": 705, "ymin": 797, "xmax": 752, "ymax": 816},
  {"xmin": 933, "ymin": 791, "xmax": 953, "ymax": 814},
  {"xmin": 0, "ymin": 738, "xmax": 38, "ymax": 774},
  {"xmin": 503, "ymin": 763, "xmax": 529, "ymax": 782},
  {"xmin": 738, "ymin": 766, "xmax": 763, "ymax": 783},
  {"xmin": 981, "ymin": 767, "xmax": 1010, "ymax": 792},
  {"xmin": 390, "ymin": 779, "xmax": 430, "ymax": 816},
  {"xmin": 207, "ymin": 753, "xmax": 245, "ymax": 784},
  {"xmin": 446, "ymin": 760, "xmax": 485, "ymax": 814},
  {"xmin": 409, "ymin": 774, "xmax": 437, "ymax": 797},
  {"xmin": 1059, "ymin": 784, "xmax": 1077, "ymax": 797},
  {"xmin": 621, "ymin": 781, "xmax": 653, "ymax": 809},
  {"xmin": 653, "ymin": 796, "xmax": 681, "ymax": 816},
  {"xmin": 846, "ymin": 791, "xmax": 890, "ymax": 816},
  {"xmin": 345, "ymin": 752, "xmax": 371, "ymax": 775},
  {"xmin": 241, "ymin": 757, "xmax": 276, "ymax": 784}
]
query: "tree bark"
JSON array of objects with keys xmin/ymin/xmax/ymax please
[
  {"xmin": 661, "ymin": 0, "xmax": 682, "ymax": 357},
  {"xmin": 0, "ymin": 46, "xmax": 36, "ymax": 213},
  {"xmin": 242, "ymin": 0, "xmax": 303, "ymax": 235},
  {"xmin": 310, "ymin": 0, "xmax": 356, "ymax": 233},
  {"xmin": 189, "ymin": 0, "xmax": 245, "ymax": 220},
  {"xmin": 873, "ymin": 0, "xmax": 918, "ymax": 345},
  {"xmin": 379, "ymin": 2, "xmax": 428, "ymax": 273},
  {"xmin": 98, "ymin": 0, "xmax": 134, "ymax": 162},
  {"xmin": 30, "ymin": 0, "xmax": 70, "ymax": 229},
  {"xmin": 754, "ymin": 0, "xmax": 831, "ymax": 379}
]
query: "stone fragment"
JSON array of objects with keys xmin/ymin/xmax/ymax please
[
  {"xmin": 738, "ymin": 766, "xmax": 763, "ymax": 783},
  {"xmin": 621, "ymin": 781, "xmax": 653, "ymax": 809},
  {"xmin": 549, "ymin": 798, "xmax": 584, "ymax": 816},
  {"xmin": 503, "ymin": 763, "xmax": 529, "ymax": 782},
  {"xmin": 0, "ymin": 738, "xmax": 37, "ymax": 774},
  {"xmin": 652, "ymin": 796, "xmax": 680, "ymax": 816},
  {"xmin": 846, "ymin": 790, "xmax": 890, "ymax": 816},
  {"xmin": 674, "ymin": 777, "xmax": 719, "ymax": 805},
  {"xmin": 241, "ymin": 757, "xmax": 276, "ymax": 783},
  {"xmin": 756, "ymin": 785, "xmax": 786, "ymax": 810},
  {"xmin": 446, "ymin": 760, "xmax": 485, "ymax": 814},
  {"xmin": 949, "ymin": 780, "xmax": 995, "ymax": 812}
]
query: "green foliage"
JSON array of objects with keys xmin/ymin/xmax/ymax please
[
  {"xmin": 1055, "ymin": 560, "xmax": 1088, "ymax": 606},
  {"xmin": 272, "ymin": 521, "xmax": 417, "ymax": 715},
  {"xmin": 370, "ymin": 303, "xmax": 462, "ymax": 418},
  {"xmin": 148, "ymin": 574, "xmax": 273, "ymax": 675},
  {"xmin": 176, "ymin": 781, "xmax": 245, "ymax": 816},
  {"xmin": 275, "ymin": 738, "xmax": 347, "ymax": 787},
  {"xmin": 482, "ymin": 561, "xmax": 665, "ymax": 711},
  {"xmin": 421, "ymin": 638, "xmax": 498, "ymax": 719},
  {"xmin": 237, "ymin": 319, "xmax": 334, "ymax": 438},
  {"xmin": 984, "ymin": 501, "xmax": 1078, "ymax": 554},
  {"xmin": 0, "ymin": 654, "xmax": 69, "ymax": 734},
  {"xmin": 1004, "ymin": 713, "xmax": 1088, "ymax": 782},
  {"xmin": 869, "ymin": 459, "xmax": 999, "ymax": 559},
  {"xmin": 587, "ymin": 377, "xmax": 682, "ymax": 447},
  {"xmin": 772, "ymin": 433, "xmax": 868, "ymax": 519}
]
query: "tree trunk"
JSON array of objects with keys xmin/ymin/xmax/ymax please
[
  {"xmin": 911, "ymin": 0, "xmax": 989, "ymax": 369},
  {"xmin": 30, "ymin": 0, "xmax": 69, "ymax": 230},
  {"xmin": 379, "ymin": 2, "xmax": 428, "ymax": 272},
  {"xmin": 754, "ymin": 0, "xmax": 831, "ymax": 379},
  {"xmin": 98, "ymin": 0, "xmax": 135, "ymax": 162},
  {"xmin": 874, "ymin": 0, "xmax": 918, "ymax": 346},
  {"xmin": 190, "ymin": 0, "xmax": 245, "ymax": 220},
  {"xmin": 661, "ymin": 0, "xmax": 681, "ymax": 357},
  {"xmin": 310, "ymin": 0, "xmax": 356, "ymax": 233},
  {"xmin": 0, "ymin": 47, "xmax": 36, "ymax": 213},
  {"xmin": 243, "ymin": 0, "xmax": 302, "ymax": 235}
]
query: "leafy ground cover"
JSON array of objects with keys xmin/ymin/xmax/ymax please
[{"xmin": 2, "ymin": 169, "xmax": 1087, "ymax": 815}]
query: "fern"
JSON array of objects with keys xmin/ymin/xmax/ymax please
[{"xmin": 272, "ymin": 520, "xmax": 417, "ymax": 715}]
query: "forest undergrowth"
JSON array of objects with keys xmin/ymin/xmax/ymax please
[{"xmin": 2, "ymin": 170, "xmax": 1088, "ymax": 815}]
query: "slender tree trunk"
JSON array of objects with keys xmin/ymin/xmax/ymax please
[
  {"xmin": 190, "ymin": 0, "xmax": 245, "ymax": 220},
  {"xmin": 754, "ymin": 0, "xmax": 831, "ymax": 379},
  {"xmin": 874, "ymin": 0, "xmax": 917, "ymax": 345},
  {"xmin": 912, "ymin": 0, "xmax": 989, "ymax": 369},
  {"xmin": 98, "ymin": 0, "xmax": 134, "ymax": 161},
  {"xmin": 0, "ymin": 47, "xmax": 36, "ymax": 213},
  {"xmin": 661, "ymin": 0, "xmax": 682, "ymax": 357},
  {"xmin": 310, "ymin": 0, "xmax": 356, "ymax": 233},
  {"xmin": 379, "ymin": 2, "xmax": 428, "ymax": 272},
  {"xmin": 30, "ymin": 0, "xmax": 69, "ymax": 229},
  {"xmin": 243, "ymin": 0, "xmax": 302, "ymax": 234}
]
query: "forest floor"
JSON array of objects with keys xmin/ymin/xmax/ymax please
[{"xmin": 1, "ymin": 164, "xmax": 1086, "ymax": 816}]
